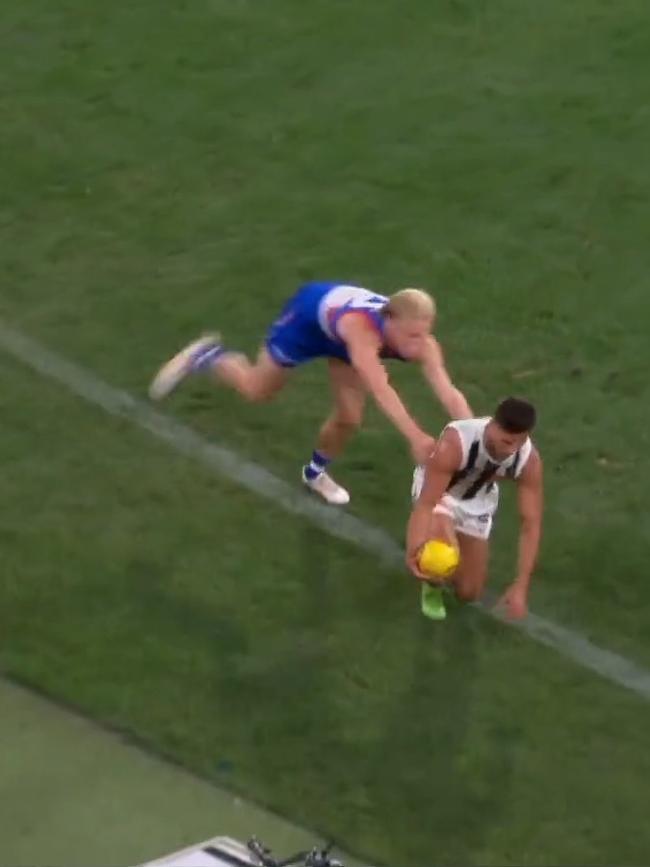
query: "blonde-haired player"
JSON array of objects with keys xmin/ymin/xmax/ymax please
[{"xmin": 150, "ymin": 281, "xmax": 472, "ymax": 505}]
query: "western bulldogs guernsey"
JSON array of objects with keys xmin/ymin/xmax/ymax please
[
  {"xmin": 412, "ymin": 417, "xmax": 533, "ymax": 517},
  {"xmin": 265, "ymin": 282, "xmax": 403, "ymax": 367}
]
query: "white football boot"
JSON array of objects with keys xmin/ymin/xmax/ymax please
[
  {"xmin": 149, "ymin": 334, "xmax": 221, "ymax": 401},
  {"xmin": 301, "ymin": 468, "xmax": 350, "ymax": 505}
]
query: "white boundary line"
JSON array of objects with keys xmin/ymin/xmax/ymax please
[{"xmin": 1, "ymin": 320, "xmax": 649, "ymax": 702}]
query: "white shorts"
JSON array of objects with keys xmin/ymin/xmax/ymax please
[
  {"xmin": 411, "ymin": 466, "xmax": 495, "ymax": 541},
  {"xmin": 433, "ymin": 494, "xmax": 494, "ymax": 541}
]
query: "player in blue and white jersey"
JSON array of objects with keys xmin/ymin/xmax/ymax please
[{"xmin": 149, "ymin": 282, "xmax": 472, "ymax": 505}]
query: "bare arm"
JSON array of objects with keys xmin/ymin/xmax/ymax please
[
  {"xmin": 338, "ymin": 315, "xmax": 431, "ymax": 458},
  {"xmin": 496, "ymin": 447, "xmax": 544, "ymax": 619},
  {"xmin": 405, "ymin": 428, "xmax": 462, "ymax": 574},
  {"xmin": 419, "ymin": 337, "xmax": 473, "ymax": 420},
  {"xmin": 513, "ymin": 448, "xmax": 544, "ymax": 593}
]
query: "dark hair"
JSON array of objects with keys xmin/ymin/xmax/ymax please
[{"xmin": 494, "ymin": 397, "xmax": 537, "ymax": 434}]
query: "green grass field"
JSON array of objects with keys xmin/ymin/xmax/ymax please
[{"xmin": 1, "ymin": 1, "xmax": 650, "ymax": 864}]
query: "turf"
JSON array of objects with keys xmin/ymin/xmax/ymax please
[
  {"xmin": 1, "ymin": 0, "xmax": 650, "ymax": 864},
  {"xmin": 2, "ymin": 359, "xmax": 650, "ymax": 867}
]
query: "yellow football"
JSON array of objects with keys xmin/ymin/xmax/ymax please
[{"xmin": 418, "ymin": 539, "xmax": 460, "ymax": 580}]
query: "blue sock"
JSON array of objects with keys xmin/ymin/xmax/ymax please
[
  {"xmin": 191, "ymin": 343, "xmax": 226, "ymax": 372},
  {"xmin": 303, "ymin": 450, "xmax": 331, "ymax": 481}
]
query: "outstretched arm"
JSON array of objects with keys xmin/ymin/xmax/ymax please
[
  {"xmin": 339, "ymin": 315, "xmax": 435, "ymax": 465},
  {"xmin": 405, "ymin": 428, "xmax": 462, "ymax": 576},
  {"xmin": 420, "ymin": 337, "xmax": 473, "ymax": 420}
]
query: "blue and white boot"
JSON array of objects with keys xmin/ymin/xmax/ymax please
[{"xmin": 149, "ymin": 334, "xmax": 223, "ymax": 400}]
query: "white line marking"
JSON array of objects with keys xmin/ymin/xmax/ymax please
[{"xmin": 1, "ymin": 320, "xmax": 649, "ymax": 702}]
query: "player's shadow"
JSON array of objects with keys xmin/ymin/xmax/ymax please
[
  {"xmin": 364, "ymin": 603, "xmax": 519, "ymax": 866},
  {"xmin": 257, "ymin": 525, "xmax": 519, "ymax": 867},
  {"xmin": 125, "ymin": 526, "xmax": 518, "ymax": 867}
]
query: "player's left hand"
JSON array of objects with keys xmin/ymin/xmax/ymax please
[
  {"xmin": 410, "ymin": 433, "xmax": 437, "ymax": 467},
  {"xmin": 496, "ymin": 582, "xmax": 528, "ymax": 620}
]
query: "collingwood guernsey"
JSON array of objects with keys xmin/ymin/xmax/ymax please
[{"xmin": 413, "ymin": 417, "xmax": 533, "ymax": 516}]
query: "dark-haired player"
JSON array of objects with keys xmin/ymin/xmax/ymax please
[{"xmin": 407, "ymin": 397, "xmax": 543, "ymax": 620}]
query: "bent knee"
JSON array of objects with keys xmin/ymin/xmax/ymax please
[
  {"xmin": 242, "ymin": 383, "xmax": 275, "ymax": 403},
  {"xmin": 331, "ymin": 411, "xmax": 364, "ymax": 432},
  {"xmin": 240, "ymin": 376, "xmax": 283, "ymax": 403},
  {"xmin": 454, "ymin": 579, "xmax": 485, "ymax": 603},
  {"xmin": 243, "ymin": 385, "xmax": 277, "ymax": 403}
]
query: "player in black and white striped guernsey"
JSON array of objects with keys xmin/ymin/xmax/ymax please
[{"xmin": 407, "ymin": 397, "xmax": 543, "ymax": 620}]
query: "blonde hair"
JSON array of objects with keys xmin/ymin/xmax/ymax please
[{"xmin": 384, "ymin": 288, "xmax": 436, "ymax": 321}]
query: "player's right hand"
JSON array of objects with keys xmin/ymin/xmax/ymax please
[
  {"xmin": 406, "ymin": 546, "xmax": 429, "ymax": 580},
  {"xmin": 410, "ymin": 434, "xmax": 437, "ymax": 466},
  {"xmin": 407, "ymin": 541, "xmax": 448, "ymax": 582}
]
